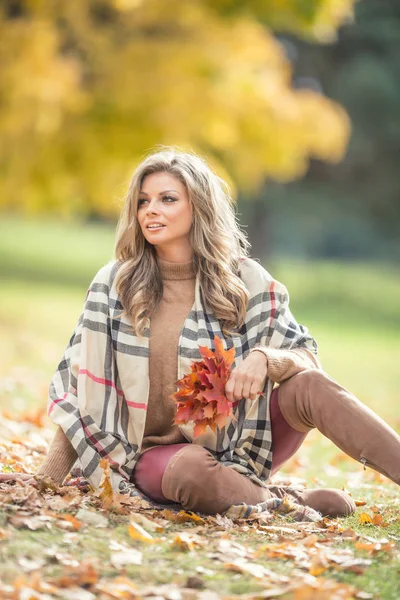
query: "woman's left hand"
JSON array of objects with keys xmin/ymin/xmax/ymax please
[{"xmin": 225, "ymin": 351, "xmax": 268, "ymax": 403}]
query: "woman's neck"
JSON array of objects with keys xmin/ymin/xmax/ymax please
[
  {"xmin": 155, "ymin": 245, "xmax": 193, "ymax": 263},
  {"xmin": 157, "ymin": 257, "xmax": 195, "ymax": 281}
]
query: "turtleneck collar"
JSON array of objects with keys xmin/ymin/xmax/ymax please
[{"xmin": 157, "ymin": 257, "xmax": 195, "ymax": 281}]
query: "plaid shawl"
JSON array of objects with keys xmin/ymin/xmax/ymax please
[{"xmin": 48, "ymin": 258, "xmax": 317, "ymax": 494}]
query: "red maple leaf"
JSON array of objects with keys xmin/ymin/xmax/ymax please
[{"xmin": 172, "ymin": 335, "xmax": 235, "ymax": 437}]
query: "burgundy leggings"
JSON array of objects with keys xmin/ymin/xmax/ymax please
[{"xmin": 132, "ymin": 387, "xmax": 307, "ymax": 503}]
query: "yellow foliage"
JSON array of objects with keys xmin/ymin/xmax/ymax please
[{"xmin": 0, "ymin": 0, "xmax": 355, "ymax": 216}]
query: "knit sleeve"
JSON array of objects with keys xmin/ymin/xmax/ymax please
[
  {"xmin": 251, "ymin": 346, "xmax": 322, "ymax": 384},
  {"xmin": 35, "ymin": 426, "xmax": 78, "ymax": 484}
]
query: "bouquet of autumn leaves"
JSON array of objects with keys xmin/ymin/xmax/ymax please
[{"xmin": 172, "ymin": 336, "xmax": 236, "ymax": 437}]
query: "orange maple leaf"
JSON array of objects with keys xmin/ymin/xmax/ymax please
[{"xmin": 172, "ymin": 335, "xmax": 235, "ymax": 437}]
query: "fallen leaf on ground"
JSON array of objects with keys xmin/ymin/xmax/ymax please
[
  {"xmin": 50, "ymin": 559, "xmax": 99, "ymax": 588},
  {"xmin": 75, "ymin": 508, "xmax": 109, "ymax": 528},
  {"xmin": 17, "ymin": 556, "xmax": 46, "ymax": 572},
  {"xmin": 98, "ymin": 458, "xmax": 114, "ymax": 509},
  {"xmin": 172, "ymin": 532, "xmax": 205, "ymax": 551},
  {"xmin": 128, "ymin": 520, "xmax": 155, "ymax": 543},
  {"xmin": 224, "ymin": 558, "xmax": 289, "ymax": 581},
  {"xmin": 354, "ymin": 539, "xmax": 395, "ymax": 554},
  {"xmin": 161, "ymin": 509, "xmax": 205, "ymax": 525},
  {"xmin": 109, "ymin": 540, "xmax": 142, "ymax": 568},
  {"xmin": 130, "ymin": 511, "xmax": 165, "ymax": 532},
  {"xmin": 56, "ymin": 513, "xmax": 82, "ymax": 531}
]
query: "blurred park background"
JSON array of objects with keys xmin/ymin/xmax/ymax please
[{"xmin": 0, "ymin": 0, "xmax": 399, "ymax": 474}]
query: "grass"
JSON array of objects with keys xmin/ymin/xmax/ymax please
[
  {"xmin": 0, "ymin": 217, "xmax": 400, "ymax": 598},
  {"xmin": 1, "ymin": 482, "xmax": 400, "ymax": 598}
]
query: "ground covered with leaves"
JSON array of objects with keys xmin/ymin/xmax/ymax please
[{"xmin": 1, "ymin": 412, "xmax": 400, "ymax": 600}]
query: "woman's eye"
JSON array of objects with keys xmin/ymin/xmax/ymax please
[
  {"xmin": 138, "ymin": 198, "xmax": 148, "ymax": 206},
  {"xmin": 163, "ymin": 196, "xmax": 176, "ymax": 203}
]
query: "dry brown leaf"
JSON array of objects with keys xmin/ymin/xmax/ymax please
[
  {"xmin": 301, "ymin": 534, "xmax": 320, "ymax": 547},
  {"xmin": 161, "ymin": 509, "xmax": 205, "ymax": 525},
  {"xmin": 172, "ymin": 532, "xmax": 204, "ymax": 551},
  {"xmin": 95, "ymin": 576, "xmax": 138, "ymax": 597},
  {"xmin": 98, "ymin": 458, "xmax": 114, "ymax": 508},
  {"xmin": 130, "ymin": 512, "xmax": 166, "ymax": 533},
  {"xmin": 224, "ymin": 558, "xmax": 287, "ymax": 581},
  {"xmin": 75, "ymin": 508, "xmax": 108, "ymax": 528},
  {"xmin": 355, "ymin": 539, "xmax": 395, "ymax": 554},
  {"xmin": 109, "ymin": 540, "xmax": 143, "ymax": 568},
  {"xmin": 340, "ymin": 528, "xmax": 358, "ymax": 540},
  {"xmin": 8, "ymin": 514, "xmax": 55, "ymax": 531},
  {"xmin": 358, "ymin": 512, "xmax": 373, "ymax": 524},
  {"xmin": 309, "ymin": 554, "xmax": 328, "ymax": 576},
  {"xmin": 56, "ymin": 513, "xmax": 82, "ymax": 531},
  {"xmin": 291, "ymin": 577, "xmax": 365, "ymax": 599},
  {"xmin": 217, "ymin": 538, "xmax": 253, "ymax": 560},
  {"xmin": 128, "ymin": 521, "xmax": 155, "ymax": 543},
  {"xmin": 50, "ymin": 558, "xmax": 99, "ymax": 588}
]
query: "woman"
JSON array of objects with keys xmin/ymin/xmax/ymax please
[{"xmin": 4, "ymin": 149, "xmax": 400, "ymax": 519}]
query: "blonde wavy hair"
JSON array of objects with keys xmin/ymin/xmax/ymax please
[{"xmin": 115, "ymin": 147, "xmax": 250, "ymax": 337}]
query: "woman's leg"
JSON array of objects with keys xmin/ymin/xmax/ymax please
[
  {"xmin": 277, "ymin": 369, "xmax": 400, "ymax": 485},
  {"xmin": 270, "ymin": 387, "xmax": 308, "ymax": 475},
  {"xmin": 161, "ymin": 444, "xmax": 267, "ymax": 514},
  {"xmin": 134, "ymin": 387, "xmax": 311, "ymax": 502},
  {"xmin": 268, "ymin": 386, "xmax": 356, "ymax": 517},
  {"xmin": 134, "ymin": 442, "xmax": 354, "ymax": 517},
  {"xmin": 133, "ymin": 443, "xmax": 268, "ymax": 512},
  {"xmin": 132, "ymin": 443, "xmax": 189, "ymax": 503}
]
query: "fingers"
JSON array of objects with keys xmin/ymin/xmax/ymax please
[
  {"xmin": 225, "ymin": 370, "xmax": 265, "ymax": 403},
  {"xmin": 225, "ymin": 369, "xmax": 241, "ymax": 403},
  {"xmin": 225, "ymin": 352, "xmax": 268, "ymax": 403}
]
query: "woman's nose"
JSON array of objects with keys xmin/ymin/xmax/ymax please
[{"xmin": 146, "ymin": 201, "xmax": 160, "ymax": 215}]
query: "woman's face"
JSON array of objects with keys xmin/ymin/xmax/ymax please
[{"xmin": 137, "ymin": 172, "xmax": 193, "ymax": 261}]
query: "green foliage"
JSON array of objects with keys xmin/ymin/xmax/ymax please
[
  {"xmin": 205, "ymin": 0, "xmax": 356, "ymax": 41},
  {"xmin": 257, "ymin": 0, "xmax": 400, "ymax": 261}
]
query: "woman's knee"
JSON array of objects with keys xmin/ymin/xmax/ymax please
[
  {"xmin": 288, "ymin": 368, "xmax": 330, "ymax": 387},
  {"xmin": 277, "ymin": 369, "xmax": 329, "ymax": 432},
  {"xmin": 169, "ymin": 444, "xmax": 214, "ymax": 484},
  {"xmin": 161, "ymin": 444, "xmax": 216, "ymax": 506}
]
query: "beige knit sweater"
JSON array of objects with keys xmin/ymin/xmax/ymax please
[{"xmin": 36, "ymin": 259, "xmax": 320, "ymax": 484}]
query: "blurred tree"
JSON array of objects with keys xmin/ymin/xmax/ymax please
[
  {"xmin": 251, "ymin": 0, "xmax": 400, "ymax": 260},
  {"xmin": 0, "ymin": 0, "xmax": 356, "ymax": 218}
]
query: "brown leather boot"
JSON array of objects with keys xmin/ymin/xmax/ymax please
[
  {"xmin": 278, "ymin": 370, "xmax": 400, "ymax": 485},
  {"xmin": 264, "ymin": 484, "xmax": 356, "ymax": 517}
]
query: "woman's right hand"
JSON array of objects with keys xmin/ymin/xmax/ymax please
[{"xmin": 0, "ymin": 473, "xmax": 38, "ymax": 487}]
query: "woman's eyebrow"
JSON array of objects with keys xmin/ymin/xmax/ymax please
[{"xmin": 139, "ymin": 189, "xmax": 179, "ymax": 196}]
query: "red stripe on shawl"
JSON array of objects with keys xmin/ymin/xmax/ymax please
[
  {"xmin": 82, "ymin": 422, "xmax": 119, "ymax": 466},
  {"xmin": 48, "ymin": 392, "xmax": 68, "ymax": 416},
  {"xmin": 81, "ymin": 424, "xmax": 134, "ymax": 481},
  {"xmin": 79, "ymin": 368, "xmax": 147, "ymax": 410},
  {"xmin": 125, "ymin": 400, "xmax": 147, "ymax": 410},
  {"xmin": 79, "ymin": 368, "xmax": 124, "ymax": 394}
]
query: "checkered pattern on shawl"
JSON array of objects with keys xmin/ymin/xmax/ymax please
[{"xmin": 48, "ymin": 258, "xmax": 318, "ymax": 493}]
